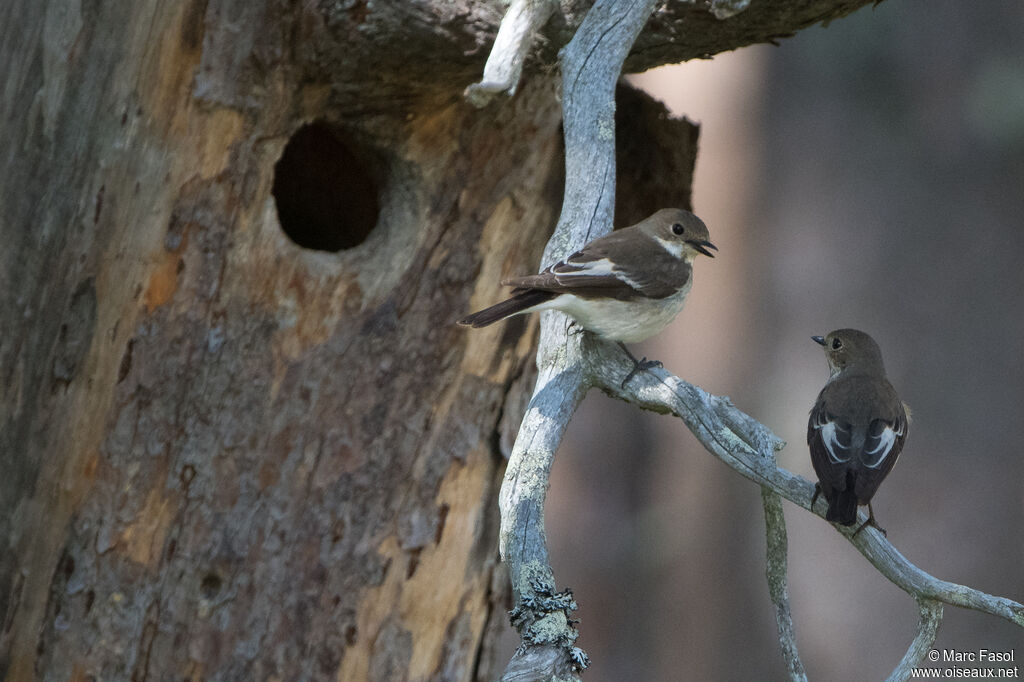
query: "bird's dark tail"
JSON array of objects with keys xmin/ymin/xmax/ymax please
[
  {"xmin": 458, "ymin": 289, "xmax": 557, "ymax": 328},
  {"xmin": 826, "ymin": 471, "xmax": 859, "ymax": 526}
]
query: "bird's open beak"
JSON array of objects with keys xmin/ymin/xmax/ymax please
[
  {"xmin": 690, "ymin": 240, "xmax": 717, "ymax": 258},
  {"xmin": 811, "ymin": 335, "xmax": 826, "ymax": 346}
]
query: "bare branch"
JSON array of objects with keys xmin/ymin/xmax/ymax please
[
  {"xmin": 887, "ymin": 599, "xmax": 944, "ymax": 682},
  {"xmin": 761, "ymin": 486, "xmax": 808, "ymax": 681},
  {"xmin": 499, "ymin": 362, "xmax": 589, "ymax": 681},
  {"xmin": 463, "ymin": 0, "xmax": 756, "ymax": 109},
  {"xmin": 497, "ymin": 0, "xmax": 658, "ymax": 678},
  {"xmin": 500, "ymin": 286, "xmax": 1020, "ymax": 678},
  {"xmin": 465, "ymin": 0, "xmax": 557, "ymax": 107},
  {"xmin": 491, "ymin": 1, "xmax": 1018, "ymax": 678},
  {"xmin": 848, "ymin": 526, "xmax": 1023, "ymax": 627},
  {"xmin": 585, "ymin": 337, "xmax": 1024, "ymax": 630}
]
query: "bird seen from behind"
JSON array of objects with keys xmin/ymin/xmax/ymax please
[{"xmin": 807, "ymin": 329, "xmax": 909, "ymax": 535}]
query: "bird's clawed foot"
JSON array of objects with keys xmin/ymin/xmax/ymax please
[
  {"xmin": 567, "ymin": 321, "xmax": 586, "ymax": 337},
  {"xmin": 622, "ymin": 357, "xmax": 663, "ymax": 388},
  {"xmin": 617, "ymin": 342, "xmax": 663, "ymax": 387},
  {"xmin": 852, "ymin": 503, "xmax": 886, "ymax": 537},
  {"xmin": 810, "ymin": 483, "xmax": 822, "ymax": 511}
]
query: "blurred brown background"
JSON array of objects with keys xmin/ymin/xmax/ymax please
[{"xmin": 543, "ymin": 1, "xmax": 1024, "ymax": 679}]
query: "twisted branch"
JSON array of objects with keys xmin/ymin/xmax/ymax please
[
  {"xmin": 503, "ymin": 326, "xmax": 1024, "ymax": 678},
  {"xmin": 588, "ymin": 340, "xmax": 1024, "ymax": 667},
  {"xmin": 497, "ymin": 0, "xmax": 658, "ymax": 678},
  {"xmin": 485, "ymin": 0, "xmax": 1022, "ymax": 679},
  {"xmin": 887, "ymin": 599, "xmax": 944, "ymax": 681},
  {"xmin": 762, "ymin": 486, "xmax": 808, "ymax": 681}
]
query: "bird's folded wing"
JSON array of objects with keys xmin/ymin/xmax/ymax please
[
  {"xmin": 809, "ymin": 398, "xmax": 908, "ymax": 501},
  {"xmin": 808, "ymin": 406, "xmax": 855, "ymax": 463},
  {"xmin": 852, "ymin": 414, "xmax": 907, "ymax": 501},
  {"xmin": 807, "ymin": 405, "xmax": 855, "ymax": 492},
  {"xmin": 502, "ymin": 232, "xmax": 689, "ymax": 300},
  {"xmin": 862, "ymin": 416, "xmax": 907, "ymax": 469}
]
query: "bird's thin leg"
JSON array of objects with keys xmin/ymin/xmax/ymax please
[
  {"xmin": 810, "ymin": 483, "xmax": 822, "ymax": 511},
  {"xmin": 852, "ymin": 502, "xmax": 887, "ymax": 538},
  {"xmin": 617, "ymin": 342, "xmax": 663, "ymax": 388}
]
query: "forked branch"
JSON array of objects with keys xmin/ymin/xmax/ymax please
[
  {"xmin": 486, "ymin": 0, "xmax": 1022, "ymax": 679},
  {"xmin": 887, "ymin": 599, "xmax": 944, "ymax": 681},
  {"xmin": 497, "ymin": 0, "xmax": 658, "ymax": 678},
  {"xmin": 589, "ymin": 340, "xmax": 1023, "ymax": 676}
]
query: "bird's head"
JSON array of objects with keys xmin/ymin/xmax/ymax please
[
  {"xmin": 646, "ymin": 208, "xmax": 717, "ymax": 261},
  {"xmin": 812, "ymin": 328, "xmax": 886, "ymax": 376}
]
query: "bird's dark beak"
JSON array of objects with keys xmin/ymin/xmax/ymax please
[
  {"xmin": 690, "ymin": 240, "xmax": 717, "ymax": 258},
  {"xmin": 811, "ymin": 335, "xmax": 826, "ymax": 346}
]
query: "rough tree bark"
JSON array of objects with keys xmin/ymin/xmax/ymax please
[{"xmin": 1, "ymin": 1, "xmax": 882, "ymax": 679}]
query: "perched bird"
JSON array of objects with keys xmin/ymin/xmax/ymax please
[
  {"xmin": 459, "ymin": 208, "xmax": 716, "ymax": 383},
  {"xmin": 807, "ymin": 329, "xmax": 909, "ymax": 535}
]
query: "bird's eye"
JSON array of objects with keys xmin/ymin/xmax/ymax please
[
  {"xmin": 672, "ymin": 223, "xmax": 685, "ymax": 236},
  {"xmin": 831, "ymin": 338, "xmax": 843, "ymax": 350}
]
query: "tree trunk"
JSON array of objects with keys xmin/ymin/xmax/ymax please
[
  {"xmin": 0, "ymin": 1, "xmax": 878, "ymax": 679},
  {"xmin": 0, "ymin": 2, "xmax": 563, "ymax": 677}
]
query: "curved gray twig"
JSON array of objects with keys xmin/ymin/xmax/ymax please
[
  {"xmin": 586, "ymin": 338, "xmax": 1024, "ymax": 631},
  {"xmin": 493, "ymin": 1, "xmax": 1020, "ymax": 678},
  {"xmin": 761, "ymin": 486, "xmax": 808, "ymax": 681},
  {"xmin": 886, "ymin": 599, "xmax": 944, "ymax": 682}
]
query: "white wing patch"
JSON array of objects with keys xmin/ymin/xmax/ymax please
[
  {"xmin": 556, "ymin": 257, "xmax": 643, "ymax": 289},
  {"xmin": 816, "ymin": 421, "xmax": 850, "ymax": 463},
  {"xmin": 560, "ymin": 257, "xmax": 616, "ymax": 276},
  {"xmin": 863, "ymin": 423, "xmax": 903, "ymax": 469}
]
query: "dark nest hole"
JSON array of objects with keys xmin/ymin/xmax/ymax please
[{"xmin": 272, "ymin": 121, "xmax": 380, "ymax": 252}]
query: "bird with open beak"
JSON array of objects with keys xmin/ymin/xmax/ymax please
[{"xmin": 459, "ymin": 208, "xmax": 716, "ymax": 385}]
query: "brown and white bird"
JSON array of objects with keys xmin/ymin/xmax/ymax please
[
  {"xmin": 807, "ymin": 329, "xmax": 909, "ymax": 535},
  {"xmin": 459, "ymin": 208, "xmax": 716, "ymax": 381}
]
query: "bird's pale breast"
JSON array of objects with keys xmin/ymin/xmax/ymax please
[{"xmin": 546, "ymin": 280, "xmax": 693, "ymax": 343}]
